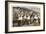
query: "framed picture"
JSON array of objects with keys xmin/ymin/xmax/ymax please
[{"xmin": 5, "ymin": 1, "xmax": 45, "ymax": 33}]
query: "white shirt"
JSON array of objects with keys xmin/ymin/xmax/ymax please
[
  {"xmin": 18, "ymin": 16, "xmax": 23, "ymax": 20},
  {"xmin": 27, "ymin": 16, "xmax": 30, "ymax": 19},
  {"xmin": 34, "ymin": 15, "xmax": 38, "ymax": 19},
  {"xmin": 24, "ymin": 15, "xmax": 26, "ymax": 19}
]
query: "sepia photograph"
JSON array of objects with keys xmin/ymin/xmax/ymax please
[
  {"xmin": 5, "ymin": 1, "xmax": 45, "ymax": 33},
  {"xmin": 13, "ymin": 7, "xmax": 40, "ymax": 27}
]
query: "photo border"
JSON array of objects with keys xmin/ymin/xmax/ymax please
[{"xmin": 5, "ymin": 1, "xmax": 45, "ymax": 33}]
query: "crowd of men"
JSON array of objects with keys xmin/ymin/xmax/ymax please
[{"xmin": 13, "ymin": 7, "xmax": 40, "ymax": 27}]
